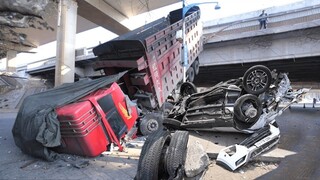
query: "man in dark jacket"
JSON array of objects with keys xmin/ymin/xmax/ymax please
[{"xmin": 259, "ymin": 10, "xmax": 268, "ymax": 29}]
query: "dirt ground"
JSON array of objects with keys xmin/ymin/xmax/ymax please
[
  {"xmin": 0, "ymin": 112, "xmax": 278, "ymax": 180},
  {"xmin": 203, "ymin": 160, "xmax": 278, "ymax": 180},
  {"xmin": 2, "ymin": 107, "xmax": 320, "ymax": 179}
]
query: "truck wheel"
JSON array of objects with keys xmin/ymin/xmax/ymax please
[
  {"xmin": 187, "ymin": 67, "xmax": 195, "ymax": 82},
  {"xmin": 136, "ymin": 130, "xmax": 171, "ymax": 180},
  {"xmin": 233, "ymin": 94, "xmax": 262, "ymax": 126},
  {"xmin": 161, "ymin": 102, "xmax": 174, "ymax": 117},
  {"xmin": 139, "ymin": 113, "xmax": 163, "ymax": 136},
  {"xmin": 180, "ymin": 82, "xmax": 197, "ymax": 97},
  {"xmin": 243, "ymin": 65, "xmax": 272, "ymax": 95},
  {"xmin": 192, "ymin": 58, "xmax": 200, "ymax": 75},
  {"xmin": 165, "ymin": 131, "xmax": 189, "ymax": 180}
]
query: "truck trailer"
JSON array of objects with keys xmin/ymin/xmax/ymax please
[{"xmin": 92, "ymin": 6, "xmax": 203, "ymax": 111}]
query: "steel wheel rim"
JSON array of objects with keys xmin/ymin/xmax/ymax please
[
  {"xmin": 246, "ymin": 69, "xmax": 268, "ymax": 92},
  {"xmin": 147, "ymin": 119, "xmax": 158, "ymax": 131}
]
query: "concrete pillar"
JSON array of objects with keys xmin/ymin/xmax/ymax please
[
  {"xmin": 6, "ymin": 50, "xmax": 17, "ymax": 72},
  {"xmin": 55, "ymin": 0, "xmax": 78, "ymax": 87}
]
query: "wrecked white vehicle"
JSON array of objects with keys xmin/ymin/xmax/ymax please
[
  {"xmin": 136, "ymin": 65, "xmax": 308, "ymax": 179},
  {"xmin": 164, "ymin": 65, "xmax": 306, "ymax": 133}
]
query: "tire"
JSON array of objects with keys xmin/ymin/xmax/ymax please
[
  {"xmin": 163, "ymin": 118, "xmax": 183, "ymax": 131},
  {"xmin": 192, "ymin": 58, "xmax": 200, "ymax": 75},
  {"xmin": 136, "ymin": 130, "xmax": 171, "ymax": 180},
  {"xmin": 242, "ymin": 65, "xmax": 272, "ymax": 95},
  {"xmin": 233, "ymin": 94, "xmax": 262, "ymax": 128},
  {"xmin": 161, "ymin": 102, "xmax": 174, "ymax": 117},
  {"xmin": 139, "ymin": 113, "xmax": 163, "ymax": 136},
  {"xmin": 165, "ymin": 131, "xmax": 189, "ymax": 180},
  {"xmin": 180, "ymin": 82, "xmax": 197, "ymax": 97},
  {"xmin": 233, "ymin": 116, "xmax": 253, "ymax": 130},
  {"xmin": 186, "ymin": 67, "xmax": 195, "ymax": 82}
]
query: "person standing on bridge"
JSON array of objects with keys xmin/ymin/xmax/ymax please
[{"xmin": 258, "ymin": 10, "xmax": 268, "ymax": 29}]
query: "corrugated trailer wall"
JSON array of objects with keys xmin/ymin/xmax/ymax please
[{"xmin": 93, "ymin": 6, "xmax": 202, "ymax": 109}]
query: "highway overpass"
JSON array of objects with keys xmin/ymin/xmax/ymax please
[
  {"xmin": 23, "ymin": 0, "xmax": 320, "ymax": 85},
  {"xmin": 197, "ymin": 0, "xmax": 320, "ymax": 84}
]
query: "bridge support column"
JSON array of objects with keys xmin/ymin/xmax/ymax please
[
  {"xmin": 55, "ymin": 0, "xmax": 78, "ymax": 87},
  {"xmin": 6, "ymin": 50, "xmax": 17, "ymax": 72}
]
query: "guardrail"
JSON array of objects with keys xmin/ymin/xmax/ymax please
[
  {"xmin": 26, "ymin": 47, "xmax": 95, "ymax": 73},
  {"xmin": 204, "ymin": 5, "xmax": 320, "ymax": 42}
]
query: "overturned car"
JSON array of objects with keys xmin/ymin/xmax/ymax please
[
  {"xmin": 136, "ymin": 65, "xmax": 308, "ymax": 179},
  {"xmin": 164, "ymin": 65, "xmax": 306, "ymax": 133}
]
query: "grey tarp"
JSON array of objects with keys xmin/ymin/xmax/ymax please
[{"xmin": 12, "ymin": 72, "xmax": 126, "ymax": 161}]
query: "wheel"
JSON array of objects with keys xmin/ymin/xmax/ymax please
[
  {"xmin": 186, "ymin": 67, "xmax": 195, "ymax": 82},
  {"xmin": 163, "ymin": 118, "xmax": 183, "ymax": 131},
  {"xmin": 233, "ymin": 94, "xmax": 262, "ymax": 129},
  {"xmin": 161, "ymin": 102, "xmax": 174, "ymax": 117},
  {"xmin": 192, "ymin": 58, "xmax": 200, "ymax": 75},
  {"xmin": 165, "ymin": 131, "xmax": 189, "ymax": 180},
  {"xmin": 136, "ymin": 130, "xmax": 171, "ymax": 180},
  {"xmin": 243, "ymin": 65, "xmax": 272, "ymax": 95},
  {"xmin": 233, "ymin": 116, "xmax": 254, "ymax": 131},
  {"xmin": 180, "ymin": 82, "xmax": 197, "ymax": 97},
  {"xmin": 139, "ymin": 113, "xmax": 163, "ymax": 136}
]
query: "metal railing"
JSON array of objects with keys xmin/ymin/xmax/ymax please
[{"xmin": 204, "ymin": 5, "xmax": 320, "ymax": 42}]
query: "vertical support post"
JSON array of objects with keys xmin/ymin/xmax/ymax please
[
  {"xmin": 182, "ymin": 0, "xmax": 188, "ymax": 82},
  {"xmin": 181, "ymin": 1, "xmax": 220, "ymax": 82},
  {"xmin": 6, "ymin": 50, "xmax": 17, "ymax": 72},
  {"xmin": 55, "ymin": 0, "xmax": 78, "ymax": 87}
]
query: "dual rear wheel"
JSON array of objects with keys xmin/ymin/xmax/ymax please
[
  {"xmin": 186, "ymin": 58, "xmax": 200, "ymax": 82},
  {"xmin": 136, "ymin": 130, "xmax": 189, "ymax": 180}
]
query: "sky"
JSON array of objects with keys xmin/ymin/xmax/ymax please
[{"xmin": 1, "ymin": 0, "xmax": 303, "ymax": 68}]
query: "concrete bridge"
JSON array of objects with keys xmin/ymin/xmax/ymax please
[
  {"xmin": 197, "ymin": 1, "xmax": 320, "ymax": 84},
  {"xmin": 22, "ymin": 1, "xmax": 320, "ymax": 85}
]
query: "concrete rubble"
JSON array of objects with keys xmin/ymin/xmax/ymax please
[
  {"xmin": 184, "ymin": 140, "xmax": 210, "ymax": 178},
  {"xmin": 0, "ymin": 0, "xmax": 56, "ymax": 59}
]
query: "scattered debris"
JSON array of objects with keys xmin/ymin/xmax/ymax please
[
  {"xmin": 102, "ymin": 151, "xmax": 112, "ymax": 155},
  {"xmin": 72, "ymin": 160, "xmax": 90, "ymax": 169},
  {"xmin": 185, "ymin": 141, "xmax": 210, "ymax": 178},
  {"xmin": 20, "ymin": 159, "xmax": 38, "ymax": 169},
  {"xmin": 126, "ymin": 143, "xmax": 137, "ymax": 148}
]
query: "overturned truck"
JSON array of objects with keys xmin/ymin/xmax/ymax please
[
  {"xmin": 12, "ymin": 6, "xmax": 203, "ymax": 161},
  {"xmin": 92, "ymin": 6, "xmax": 203, "ymax": 135},
  {"xmin": 136, "ymin": 65, "xmax": 308, "ymax": 179}
]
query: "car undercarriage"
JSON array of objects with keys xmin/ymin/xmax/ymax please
[
  {"xmin": 136, "ymin": 65, "xmax": 308, "ymax": 179},
  {"xmin": 164, "ymin": 65, "xmax": 307, "ymax": 134}
]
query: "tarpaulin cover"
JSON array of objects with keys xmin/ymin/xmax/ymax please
[{"xmin": 12, "ymin": 72, "xmax": 126, "ymax": 161}]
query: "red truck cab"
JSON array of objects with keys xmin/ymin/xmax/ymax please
[{"xmin": 55, "ymin": 82, "xmax": 138, "ymax": 157}]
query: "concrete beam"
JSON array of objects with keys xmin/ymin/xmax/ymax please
[
  {"xmin": 83, "ymin": 0, "xmax": 128, "ymax": 21},
  {"xmin": 200, "ymin": 26, "xmax": 320, "ymax": 66},
  {"xmin": 77, "ymin": 0, "xmax": 130, "ymax": 35},
  {"xmin": 6, "ymin": 50, "xmax": 17, "ymax": 72}
]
